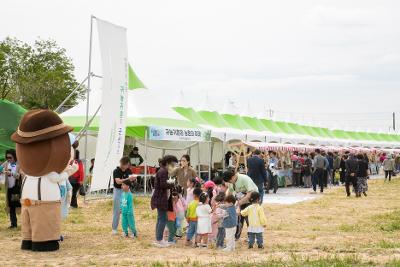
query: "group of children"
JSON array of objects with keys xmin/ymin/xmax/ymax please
[
  {"xmin": 164, "ymin": 178, "xmax": 267, "ymax": 251},
  {"xmin": 108, "ymin": 176, "xmax": 267, "ymax": 251}
]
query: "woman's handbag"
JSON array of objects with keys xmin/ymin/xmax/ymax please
[
  {"xmin": 10, "ymin": 175, "xmax": 22, "ymax": 206},
  {"xmin": 79, "ymin": 184, "xmax": 86, "ymax": 196}
]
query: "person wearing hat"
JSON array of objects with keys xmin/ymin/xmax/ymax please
[{"xmin": 11, "ymin": 109, "xmax": 78, "ymax": 251}]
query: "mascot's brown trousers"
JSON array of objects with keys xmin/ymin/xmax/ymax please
[{"xmin": 21, "ymin": 199, "xmax": 61, "ymax": 252}]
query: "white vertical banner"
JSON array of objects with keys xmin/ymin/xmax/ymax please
[{"xmin": 91, "ymin": 18, "xmax": 128, "ymax": 191}]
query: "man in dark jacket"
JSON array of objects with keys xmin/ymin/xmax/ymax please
[
  {"xmin": 247, "ymin": 149, "xmax": 267, "ymax": 203},
  {"xmin": 345, "ymin": 153, "xmax": 359, "ymax": 197},
  {"xmin": 129, "ymin": 147, "xmax": 144, "ymax": 166}
]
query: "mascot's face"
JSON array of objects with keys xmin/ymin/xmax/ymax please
[{"xmin": 11, "ymin": 109, "xmax": 74, "ymax": 177}]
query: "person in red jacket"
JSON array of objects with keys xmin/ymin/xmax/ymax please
[{"xmin": 69, "ymin": 149, "xmax": 85, "ymax": 208}]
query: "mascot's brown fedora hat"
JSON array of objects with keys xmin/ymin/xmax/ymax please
[{"xmin": 11, "ymin": 110, "xmax": 74, "ymax": 176}]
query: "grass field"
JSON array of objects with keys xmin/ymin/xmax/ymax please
[{"xmin": 1, "ymin": 178, "xmax": 400, "ymax": 266}]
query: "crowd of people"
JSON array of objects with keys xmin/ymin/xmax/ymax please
[
  {"xmin": 1, "ymin": 144, "xmax": 398, "ymax": 251},
  {"xmin": 226, "ymin": 148, "xmax": 399, "ymax": 197}
]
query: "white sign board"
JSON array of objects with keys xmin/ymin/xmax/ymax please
[{"xmin": 148, "ymin": 126, "xmax": 211, "ymax": 142}]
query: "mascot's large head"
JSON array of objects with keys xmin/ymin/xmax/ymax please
[{"xmin": 11, "ymin": 109, "xmax": 73, "ymax": 177}]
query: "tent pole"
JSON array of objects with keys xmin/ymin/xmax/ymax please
[
  {"xmin": 222, "ymin": 133, "xmax": 226, "ymax": 171},
  {"xmin": 54, "ymin": 75, "xmax": 90, "ymax": 113},
  {"xmin": 84, "ymin": 15, "xmax": 95, "ymax": 187},
  {"xmin": 76, "ymin": 104, "xmax": 101, "ymax": 141},
  {"xmin": 144, "ymin": 129, "xmax": 148, "ymax": 195},
  {"xmin": 209, "ymin": 141, "xmax": 213, "ymax": 180},
  {"xmin": 197, "ymin": 142, "xmax": 201, "ymax": 177}
]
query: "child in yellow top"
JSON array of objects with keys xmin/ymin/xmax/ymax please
[
  {"xmin": 240, "ymin": 191, "xmax": 266, "ymax": 249},
  {"xmin": 185, "ymin": 188, "xmax": 202, "ymax": 246}
]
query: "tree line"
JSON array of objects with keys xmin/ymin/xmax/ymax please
[{"xmin": 0, "ymin": 37, "xmax": 85, "ymax": 110}]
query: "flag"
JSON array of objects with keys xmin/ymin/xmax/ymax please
[
  {"xmin": 91, "ymin": 18, "xmax": 128, "ymax": 191},
  {"xmin": 129, "ymin": 64, "xmax": 146, "ymax": 90}
]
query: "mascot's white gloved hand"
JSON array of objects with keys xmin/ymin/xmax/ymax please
[{"xmin": 64, "ymin": 162, "xmax": 79, "ymax": 177}]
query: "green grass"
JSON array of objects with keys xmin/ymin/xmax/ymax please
[
  {"xmin": 378, "ymin": 240, "xmax": 400, "ymax": 249},
  {"xmin": 98, "ymin": 256, "xmax": 400, "ymax": 267},
  {"xmin": 338, "ymin": 223, "xmax": 358, "ymax": 232},
  {"xmin": 1, "ymin": 179, "xmax": 400, "ymax": 266},
  {"xmin": 375, "ymin": 210, "xmax": 400, "ymax": 232}
]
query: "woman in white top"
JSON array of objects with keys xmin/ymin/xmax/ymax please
[{"xmin": 1, "ymin": 149, "xmax": 20, "ymax": 228}]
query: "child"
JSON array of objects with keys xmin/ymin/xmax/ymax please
[
  {"xmin": 59, "ymin": 178, "xmax": 72, "ymax": 241},
  {"xmin": 214, "ymin": 192, "xmax": 228, "ymax": 249},
  {"xmin": 60, "ymin": 179, "xmax": 72, "ymax": 220},
  {"xmin": 240, "ymin": 192, "xmax": 267, "ymax": 249},
  {"xmin": 174, "ymin": 186, "xmax": 187, "ymax": 238},
  {"xmin": 186, "ymin": 187, "xmax": 202, "ymax": 246},
  {"xmin": 187, "ymin": 178, "xmax": 201, "ymax": 202},
  {"xmin": 166, "ymin": 192, "xmax": 178, "ymax": 244},
  {"xmin": 196, "ymin": 192, "xmax": 212, "ymax": 248},
  {"xmin": 204, "ymin": 180, "xmax": 217, "ymax": 205},
  {"xmin": 222, "ymin": 194, "xmax": 238, "ymax": 252},
  {"xmin": 186, "ymin": 178, "xmax": 197, "ymax": 204},
  {"xmin": 120, "ymin": 180, "xmax": 137, "ymax": 238}
]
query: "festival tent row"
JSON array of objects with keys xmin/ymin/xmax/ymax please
[
  {"xmin": 171, "ymin": 93, "xmax": 400, "ymax": 149},
  {"xmin": 243, "ymin": 141, "xmax": 381, "ymax": 153},
  {"xmin": 61, "ymin": 87, "xmax": 400, "ymax": 190},
  {"xmin": 0, "ymin": 99, "xmax": 27, "ymax": 161}
]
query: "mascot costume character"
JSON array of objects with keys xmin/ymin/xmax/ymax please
[{"xmin": 11, "ymin": 109, "xmax": 78, "ymax": 251}]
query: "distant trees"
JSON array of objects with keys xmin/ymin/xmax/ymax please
[{"xmin": 0, "ymin": 37, "xmax": 84, "ymax": 110}]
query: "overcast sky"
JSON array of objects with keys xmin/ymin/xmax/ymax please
[{"xmin": 2, "ymin": 0, "xmax": 400, "ymax": 132}]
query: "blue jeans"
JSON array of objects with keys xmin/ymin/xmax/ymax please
[
  {"xmin": 216, "ymin": 227, "xmax": 225, "ymax": 248},
  {"xmin": 186, "ymin": 220, "xmax": 197, "ymax": 241},
  {"xmin": 257, "ymin": 183, "xmax": 264, "ymax": 203},
  {"xmin": 313, "ymin": 169, "xmax": 324, "ymax": 192},
  {"xmin": 156, "ymin": 209, "xmax": 167, "ymax": 241},
  {"xmin": 248, "ymin": 232, "xmax": 263, "ymax": 246},
  {"xmin": 112, "ymin": 188, "xmax": 122, "ymax": 230}
]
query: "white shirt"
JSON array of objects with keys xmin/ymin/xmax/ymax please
[{"xmin": 21, "ymin": 172, "xmax": 69, "ymax": 201}]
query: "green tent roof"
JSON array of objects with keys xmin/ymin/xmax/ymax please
[
  {"xmin": 197, "ymin": 110, "xmax": 230, "ymax": 128},
  {"xmin": 221, "ymin": 113, "xmax": 253, "ymax": 130},
  {"xmin": 0, "ymin": 100, "xmax": 27, "ymax": 160},
  {"xmin": 242, "ymin": 116, "xmax": 268, "ymax": 132}
]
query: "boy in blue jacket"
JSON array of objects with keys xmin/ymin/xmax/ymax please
[{"xmin": 222, "ymin": 195, "xmax": 238, "ymax": 252}]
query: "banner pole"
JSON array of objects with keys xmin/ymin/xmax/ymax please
[
  {"xmin": 83, "ymin": 15, "xmax": 95, "ymax": 203},
  {"xmin": 144, "ymin": 129, "xmax": 148, "ymax": 195},
  {"xmin": 84, "ymin": 15, "xmax": 95, "ymax": 183}
]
